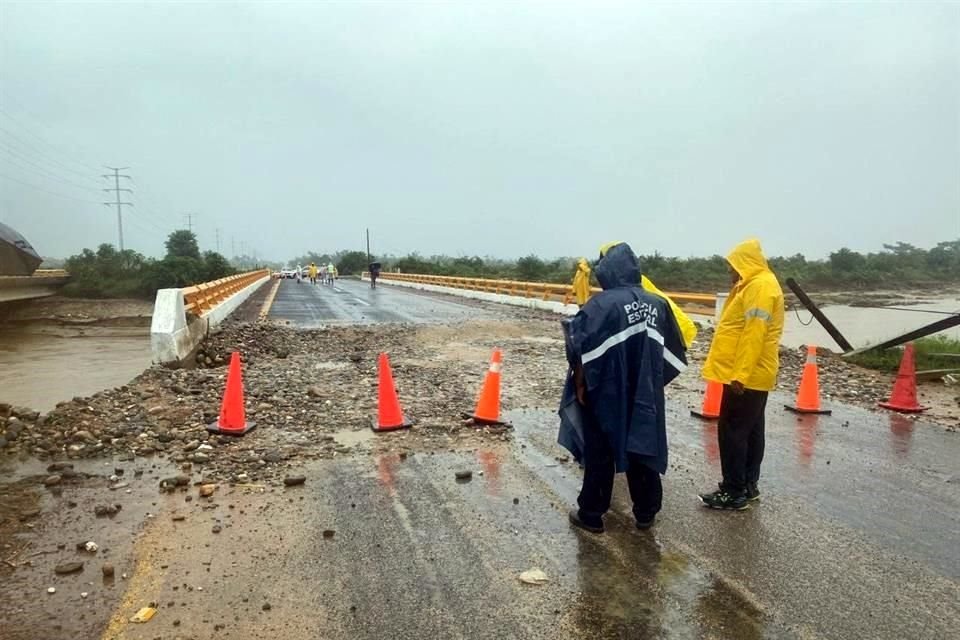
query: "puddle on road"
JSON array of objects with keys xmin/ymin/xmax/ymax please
[
  {"xmin": 314, "ymin": 361, "xmax": 350, "ymax": 371},
  {"xmin": 568, "ymin": 532, "xmax": 768, "ymax": 639},
  {"xmin": 519, "ymin": 335, "xmax": 564, "ymax": 345},
  {"xmin": 332, "ymin": 428, "xmax": 374, "ymax": 448},
  {"xmin": 506, "ymin": 408, "xmax": 774, "ymax": 639}
]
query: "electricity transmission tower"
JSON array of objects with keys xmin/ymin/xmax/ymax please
[{"xmin": 102, "ymin": 167, "xmax": 133, "ymax": 251}]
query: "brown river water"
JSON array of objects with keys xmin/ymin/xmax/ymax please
[{"xmin": 0, "ymin": 325, "xmax": 151, "ymax": 413}]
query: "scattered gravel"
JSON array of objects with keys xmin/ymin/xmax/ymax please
[{"xmin": 1, "ymin": 316, "xmax": 954, "ymax": 488}]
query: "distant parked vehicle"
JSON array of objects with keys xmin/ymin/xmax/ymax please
[{"xmin": 280, "ymin": 268, "xmax": 297, "ymax": 279}]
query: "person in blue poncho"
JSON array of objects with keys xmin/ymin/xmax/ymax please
[{"xmin": 559, "ymin": 242, "xmax": 688, "ymax": 533}]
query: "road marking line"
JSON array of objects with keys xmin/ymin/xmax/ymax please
[
  {"xmin": 259, "ymin": 278, "xmax": 281, "ymax": 321},
  {"xmin": 352, "ymin": 297, "xmax": 371, "ymax": 306},
  {"xmin": 100, "ymin": 521, "xmax": 167, "ymax": 639}
]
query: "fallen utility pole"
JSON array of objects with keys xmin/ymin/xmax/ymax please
[
  {"xmin": 842, "ymin": 314, "xmax": 960, "ymax": 358},
  {"xmin": 785, "ymin": 278, "xmax": 854, "ymax": 353}
]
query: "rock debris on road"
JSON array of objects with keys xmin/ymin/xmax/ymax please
[{"xmin": 0, "ymin": 281, "xmax": 957, "ymax": 640}]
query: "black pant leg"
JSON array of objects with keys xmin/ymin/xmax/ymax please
[
  {"xmin": 577, "ymin": 414, "xmax": 615, "ymax": 527},
  {"xmin": 718, "ymin": 385, "xmax": 752, "ymax": 496},
  {"xmin": 745, "ymin": 391, "xmax": 768, "ymax": 485},
  {"xmin": 625, "ymin": 457, "xmax": 662, "ymax": 522}
]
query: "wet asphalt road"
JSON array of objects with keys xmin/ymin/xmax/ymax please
[
  {"xmin": 5, "ymin": 402, "xmax": 958, "ymax": 640},
  {"xmin": 2, "ymin": 283, "xmax": 958, "ymax": 639},
  {"xmin": 268, "ymin": 278, "xmax": 490, "ymax": 326}
]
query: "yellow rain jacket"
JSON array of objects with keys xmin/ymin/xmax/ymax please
[
  {"xmin": 702, "ymin": 238, "xmax": 784, "ymax": 391},
  {"xmin": 573, "ymin": 258, "xmax": 592, "ymax": 306},
  {"xmin": 582, "ymin": 243, "xmax": 698, "ymax": 347},
  {"xmin": 639, "ymin": 274, "xmax": 698, "ymax": 349},
  {"xmin": 308, "ymin": 264, "xmax": 318, "ymax": 278}
]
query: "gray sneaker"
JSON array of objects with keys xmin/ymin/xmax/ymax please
[{"xmin": 747, "ymin": 483, "xmax": 760, "ymax": 502}]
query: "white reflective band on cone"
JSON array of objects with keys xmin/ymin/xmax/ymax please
[{"xmin": 490, "ymin": 363, "xmax": 502, "ymax": 373}]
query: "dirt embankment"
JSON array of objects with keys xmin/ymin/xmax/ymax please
[{"xmin": 1, "ymin": 296, "xmax": 153, "ymax": 329}]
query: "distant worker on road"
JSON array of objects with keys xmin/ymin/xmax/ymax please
[
  {"xmin": 369, "ymin": 261, "xmax": 381, "ymax": 289},
  {"xmin": 572, "ymin": 258, "xmax": 591, "ymax": 307},
  {"xmin": 326, "ymin": 262, "xmax": 336, "ymax": 285},
  {"xmin": 699, "ymin": 238, "xmax": 784, "ymax": 511},
  {"xmin": 308, "ymin": 262, "xmax": 318, "ymax": 285},
  {"xmin": 295, "ymin": 264, "xmax": 303, "ymax": 284},
  {"xmin": 559, "ymin": 242, "xmax": 687, "ymax": 533}
]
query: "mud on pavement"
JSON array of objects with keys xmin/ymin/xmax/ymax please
[{"xmin": 2, "ymin": 308, "xmax": 958, "ymax": 639}]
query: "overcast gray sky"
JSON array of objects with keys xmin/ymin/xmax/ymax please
[{"xmin": 1, "ymin": 1, "xmax": 957, "ymax": 262}]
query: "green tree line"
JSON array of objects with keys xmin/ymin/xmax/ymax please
[
  {"xmin": 354, "ymin": 239, "xmax": 960, "ymax": 291},
  {"xmin": 63, "ymin": 230, "xmax": 237, "ymax": 299}
]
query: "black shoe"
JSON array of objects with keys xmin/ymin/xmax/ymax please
[
  {"xmin": 635, "ymin": 517, "xmax": 655, "ymax": 530},
  {"xmin": 699, "ymin": 489, "xmax": 750, "ymax": 511},
  {"xmin": 747, "ymin": 483, "xmax": 760, "ymax": 502},
  {"xmin": 568, "ymin": 509, "xmax": 604, "ymax": 534}
]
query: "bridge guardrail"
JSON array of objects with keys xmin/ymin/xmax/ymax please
[
  {"xmin": 370, "ymin": 272, "xmax": 716, "ymax": 309},
  {"xmin": 32, "ymin": 269, "xmax": 70, "ymax": 278},
  {"xmin": 183, "ymin": 269, "xmax": 271, "ymax": 316},
  {"xmin": 152, "ymin": 269, "xmax": 271, "ymax": 365}
]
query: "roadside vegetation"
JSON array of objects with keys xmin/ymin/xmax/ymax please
[
  {"xmin": 343, "ymin": 239, "xmax": 960, "ymax": 292},
  {"xmin": 847, "ymin": 336, "xmax": 960, "ymax": 375},
  {"xmin": 61, "ymin": 230, "xmax": 235, "ymax": 299},
  {"xmin": 52, "ymin": 237, "xmax": 959, "ymax": 300}
]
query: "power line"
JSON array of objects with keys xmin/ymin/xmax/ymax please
[
  {"xmin": 126, "ymin": 177, "xmax": 180, "ymax": 229},
  {"xmin": 0, "ymin": 142, "xmax": 103, "ymax": 193},
  {"xmin": 0, "ymin": 105, "xmax": 101, "ymax": 174},
  {"xmin": 0, "ymin": 123, "xmax": 100, "ymax": 181},
  {"xmin": 103, "ymin": 167, "xmax": 133, "ymax": 252},
  {"xmin": 0, "ymin": 171, "xmax": 102, "ymax": 204}
]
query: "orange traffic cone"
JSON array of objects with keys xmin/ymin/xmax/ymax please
[
  {"xmin": 691, "ymin": 380, "xmax": 723, "ymax": 420},
  {"xmin": 372, "ymin": 353, "xmax": 412, "ymax": 432},
  {"xmin": 466, "ymin": 349, "xmax": 508, "ymax": 426},
  {"xmin": 785, "ymin": 345, "xmax": 831, "ymax": 415},
  {"xmin": 207, "ymin": 352, "xmax": 256, "ymax": 436},
  {"xmin": 879, "ymin": 343, "xmax": 927, "ymax": 413}
]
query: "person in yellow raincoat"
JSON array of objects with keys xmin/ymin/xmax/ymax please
[
  {"xmin": 572, "ymin": 258, "xmax": 592, "ymax": 306},
  {"xmin": 308, "ymin": 262, "xmax": 319, "ymax": 285},
  {"xmin": 574, "ymin": 244, "xmax": 698, "ymax": 348},
  {"xmin": 698, "ymin": 238, "xmax": 784, "ymax": 511}
]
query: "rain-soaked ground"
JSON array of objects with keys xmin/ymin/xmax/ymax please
[{"xmin": 2, "ymin": 395, "xmax": 958, "ymax": 640}]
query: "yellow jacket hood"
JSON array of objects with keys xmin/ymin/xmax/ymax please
[{"xmin": 727, "ymin": 238, "xmax": 770, "ymax": 281}]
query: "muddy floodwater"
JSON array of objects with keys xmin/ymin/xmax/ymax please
[
  {"xmin": 781, "ymin": 298, "xmax": 960, "ymax": 350},
  {"xmin": 0, "ymin": 327, "xmax": 151, "ymax": 412},
  {"xmin": 695, "ymin": 297, "xmax": 960, "ymax": 351}
]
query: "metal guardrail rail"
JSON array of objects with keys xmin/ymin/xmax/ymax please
[
  {"xmin": 32, "ymin": 269, "xmax": 70, "ymax": 278},
  {"xmin": 182, "ymin": 269, "xmax": 270, "ymax": 316},
  {"xmin": 372, "ymin": 272, "xmax": 716, "ymax": 307}
]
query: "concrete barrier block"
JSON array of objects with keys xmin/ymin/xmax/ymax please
[{"xmin": 151, "ymin": 275, "xmax": 270, "ymax": 365}]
